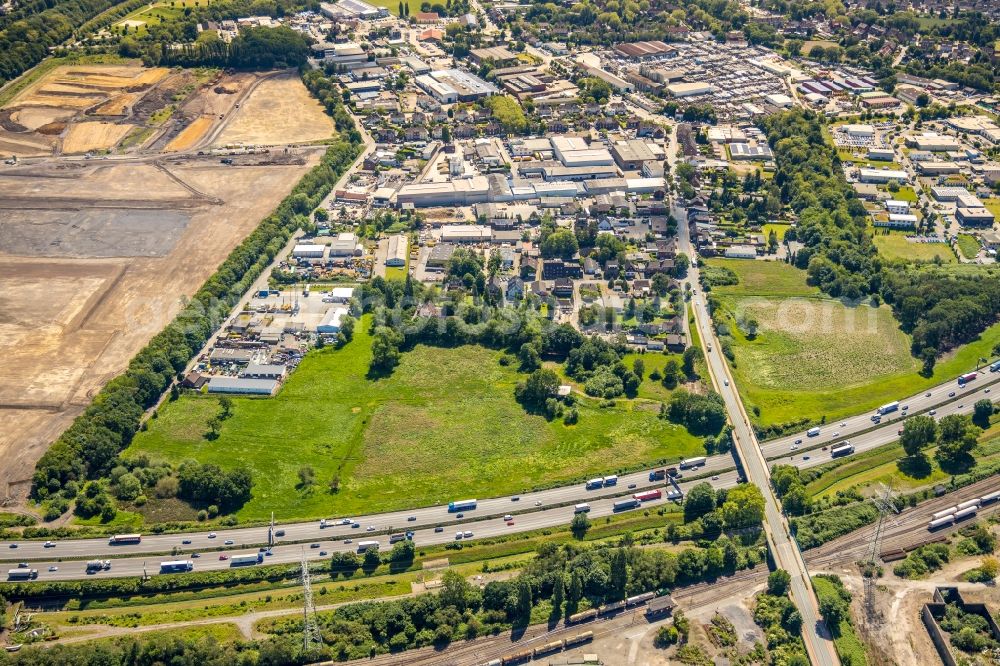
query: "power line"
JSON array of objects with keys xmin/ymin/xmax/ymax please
[
  {"xmin": 300, "ymin": 549, "xmax": 322, "ymax": 650},
  {"xmin": 864, "ymin": 483, "xmax": 899, "ymax": 623}
]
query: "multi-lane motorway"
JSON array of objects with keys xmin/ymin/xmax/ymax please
[{"xmin": 2, "ymin": 363, "xmax": 995, "ymax": 580}]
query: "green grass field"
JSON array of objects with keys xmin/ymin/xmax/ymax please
[
  {"xmin": 707, "ymin": 259, "xmax": 1000, "ymax": 428},
  {"xmin": 762, "ymin": 223, "xmax": 791, "ymax": 243},
  {"xmin": 811, "ymin": 577, "xmax": 869, "ymax": 666},
  {"xmin": 366, "ymin": 0, "xmax": 420, "ymax": 16},
  {"xmin": 873, "ymin": 231, "xmax": 956, "ymax": 263},
  {"xmin": 127, "ymin": 321, "xmax": 702, "ymax": 521},
  {"xmin": 957, "ymin": 234, "xmax": 981, "ymax": 260}
]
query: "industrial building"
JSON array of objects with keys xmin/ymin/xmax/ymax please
[
  {"xmin": 329, "ymin": 232, "xmax": 362, "ymax": 257},
  {"xmin": 324, "ymin": 287, "xmax": 355, "ymax": 303},
  {"xmin": 729, "ymin": 143, "xmax": 774, "ymax": 160},
  {"xmin": 440, "ymin": 224, "xmax": 492, "ymax": 243},
  {"xmin": 610, "ymin": 140, "xmax": 657, "ymax": 170},
  {"xmin": 915, "ymin": 161, "xmax": 961, "ymax": 176},
  {"xmin": 666, "ymin": 82, "xmax": 715, "ymax": 97},
  {"xmin": 956, "ymin": 208, "xmax": 995, "ymax": 226},
  {"xmin": 293, "ymin": 244, "xmax": 326, "ymax": 260},
  {"xmin": 415, "ymin": 70, "xmax": 498, "ymax": 103},
  {"xmin": 396, "ymin": 176, "xmax": 491, "ymax": 207},
  {"xmin": 317, "ymin": 307, "xmax": 350, "ymax": 334},
  {"xmin": 386, "ymin": 234, "xmax": 408, "ymax": 266},
  {"xmin": 207, "ymin": 376, "xmax": 279, "ymax": 395},
  {"xmin": 858, "ymin": 167, "xmax": 909, "ymax": 184}
]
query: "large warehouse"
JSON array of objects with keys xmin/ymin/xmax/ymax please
[
  {"xmin": 386, "ymin": 234, "xmax": 408, "ymax": 266},
  {"xmin": 207, "ymin": 377, "xmax": 279, "ymax": 395}
]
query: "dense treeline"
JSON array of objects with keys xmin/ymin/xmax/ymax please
[
  {"xmin": 31, "ymin": 73, "xmax": 362, "ymax": 513},
  {"xmin": 762, "ymin": 109, "xmax": 1000, "ymax": 366},
  {"xmin": 149, "ymin": 25, "xmax": 311, "ymax": 69},
  {"xmin": 0, "ymin": 0, "xmax": 125, "ymax": 84}
]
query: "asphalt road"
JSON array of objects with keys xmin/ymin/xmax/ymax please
[{"xmin": 678, "ymin": 204, "xmax": 840, "ymax": 666}]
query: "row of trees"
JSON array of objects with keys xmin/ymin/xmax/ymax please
[
  {"xmin": 31, "ymin": 71, "xmax": 364, "ymax": 514},
  {"xmin": 144, "ymin": 25, "xmax": 311, "ymax": 69}
]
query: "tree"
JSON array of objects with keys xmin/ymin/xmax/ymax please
[
  {"xmin": 632, "ymin": 358, "xmax": 645, "ymax": 379},
  {"xmin": 973, "ymin": 399, "xmax": 995, "ymax": 428},
  {"xmin": 684, "ymin": 482, "xmax": 716, "ymax": 522},
  {"xmin": 362, "ymin": 545, "xmax": 381, "ymax": 574},
  {"xmin": 570, "ymin": 511, "xmax": 591, "ymax": 539},
  {"xmin": 514, "ymin": 369, "xmax": 560, "ymax": 411},
  {"xmin": 217, "ymin": 396, "xmax": 233, "ymax": 420},
  {"xmin": 721, "ymin": 484, "xmax": 765, "ymax": 529},
  {"xmin": 567, "ymin": 570, "xmax": 583, "ymax": 614},
  {"xmin": 768, "ymin": 569, "xmax": 791, "ymax": 596},
  {"xmin": 487, "ymin": 248, "xmax": 503, "ymax": 277},
  {"xmin": 662, "ymin": 359, "xmax": 681, "ymax": 389},
  {"xmin": 682, "ymin": 347, "xmax": 699, "ymax": 378},
  {"xmin": 936, "ymin": 414, "xmax": 979, "ymax": 467},
  {"xmin": 540, "ymin": 229, "xmax": 579, "ymax": 260},
  {"xmin": 370, "ymin": 326, "xmax": 402, "ymax": 373},
  {"xmin": 515, "ymin": 579, "xmax": 532, "ymax": 623},
  {"xmin": 609, "ymin": 549, "xmax": 628, "ymax": 601},
  {"xmin": 551, "ymin": 574, "xmax": 564, "ymax": 617},
  {"xmin": 900, "ymin": 415, "xmax": 937, "ymax": 457}
]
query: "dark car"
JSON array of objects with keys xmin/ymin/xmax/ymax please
[{"xmin": 434, "ymin": 527, "xmax": 444, "ymax": 533}]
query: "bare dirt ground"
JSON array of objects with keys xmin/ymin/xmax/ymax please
[
  {"xmin": 214, "ymin": 72, "xmax": 334, "ymax": 146},
  {"xmin": 0, "ymin": 149, "xmax": 322, "ymax": 504},
  {"xmin": 61, "ymin": 121, "xmax": 135, "ymax": 153}
]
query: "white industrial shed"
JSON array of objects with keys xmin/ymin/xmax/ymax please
[{"xmin": 207, "ymin": 377, "xmax": 278, "ymax": 395}]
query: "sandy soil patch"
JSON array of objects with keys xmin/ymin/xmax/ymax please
[
  {"xmin": 0, "ymin": 150, "xmax": 322, "ymax": 501},
  {"xmin": 9, "ymin": 107, "xmax": 75, "ymax": 130},
  {"xmin": 61, "ymin": 121, "xmax": 134, "ymax": 153},
  {"xmin": 94, "ymin": 92, "xmax": 142, "ymax": 116},
  {"xmin": 165, "ymin": 115, "xmax": 213, "ymax": 152},
  {"xmin": 22, "ymin": 94, "xmax": 102, "ymax": 109},
  {"xmin": 214, "ymin": 72, "xmax": 334, "ymax": 146},
  {"xmin": 0, "ymin": 132, "xmax": 55, "ymax": 156}
]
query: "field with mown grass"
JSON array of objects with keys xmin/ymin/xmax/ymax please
[
  {"xmin": 957, "ymin": 234, "xmax": 981, "ymax": 260},
  {"xmin": 707, "ymin": 259, "xmax": 1000, "ymax": 429},
  {"xmin": 127, "ymin": 319, "xmax": 703, "ymax": 521},
  {"xmin": 872, "ymin": 230, "xmax": 956, "ymax": 263}
]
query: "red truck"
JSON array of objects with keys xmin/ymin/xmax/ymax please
[
  {"xmin": 633, "ymin": 489, "xmax": 663, "ymax": 502},
  {"xmin": 959, "ymin": 372, "xmax": 978, "ymax": 385}
]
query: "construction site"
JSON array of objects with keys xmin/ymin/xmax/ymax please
[
  {"xmin": 0, "ymin": 63, "xmax": 336, "ymax": 505},
  {"xmin": 0, "ymin": 64, "xmax": 334, "ymax": 157}
]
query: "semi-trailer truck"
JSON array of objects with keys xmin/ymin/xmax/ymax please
[
  {"xmin": 991, "ymin": 360, "xmax": 1000, "ymax": 373},
  {"xmin": 159, "ymin": 560, "xmax": 194, "ymax": 574},
  {"xmin": 108, "ymin": 534, "xmax": 142, "ymax": 545},
  {"xmin": 830, "ymin": 442, "xmax": 855, "ymax": 457},
  {"xmin": 230, "ymin": 553, "xmax": 264, "ymax": 567},
  {"xmin": 877, "ymin": 401, "xmax": 899, "ymax": 415},
  {"xmin": 959, "ymin": 372, "xmax": 978, "ymax": 385},
  {"xmin": 806, "ymin": 427, "xmax": 821, "ymax": 437},
  {"xmin": 603, "ymin": 475, "xmax": 618, "ymax": 486},
  {"xmin": 7, "ymin": 569, "xmax": 38, "ymax": 581},
  {"xmin": 356, "ymin": 540, "xmax": 379, "ymax": 552},
  {"xmin": 574, "ymin": 503, "xmax": 591, "ymax": 513},
  {"xmin": 86, "ymin": 560, "xmax": 111, "ymax": 573},
  {"xmin": 633, "ymin": 489, "xmax": 662, "ymax": 502},
  {"xmin": 613, "ymin": 498, "xmax": 640, "ymax": 512},
  {"xmin": 586, "ymin": 478, "xmax": 604, "ymax": 489},
  {"xmin": 649, "ymin": 469, "xmax": 666, "ymax": 481},
  {"xmin": 447, "ymin": 499, "xmax": 477, "ymax": 512},
  {"xmin": 679, "ymin": 456, "xmax": 706, "ymax": 470}
]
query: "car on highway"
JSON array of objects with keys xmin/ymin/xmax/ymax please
[
  {"xmin": 986, "ymin": 389, "xmax": 992, "ymax": 394},
  {"xmin": 794, "ymin": 439, "xmax": 802, "ymax": 445},
  {"xmin": 463, "ymin": 530, "xmax": 473, "ymax": 538},
  {"xmin": 407, "ymin": 516, "xmax": 416, "ymax": 521},
  {"xmin": 724, "ymin": 379, "xmax": 729, "ymax": 386},
  {"xmin": 366, "ymin": 526, "xmax": 375, "ymax": 532},
  {"xmin": 926, "ymin": 392, "xmax": 932, "ymax": 397},
  {"xmin": 182, "ymin": 539, "xmax": 192, "ymax": 545},
  {"xmin": 191, "ymin": 553, "xmax": 200, "ymax": 558},
  {"xmin": 791, "ymin": 444, "xmax": 798, "ymax": 451},
  {"xmin": 341, "ymin": 518, "xmax": 352, "ymax": 525},
  {"xmin": 456, "ymin": 513, "xmax": 464, "ymax": 518},
  {"xmin": 455, "ymin": 532, "xmax": 463, "ymax": 540},
  {"xmin": 207, "ymin": 532, "xmax": 217, "ymax": 539},
  {"xmin": 310, "ymin": 543, "xmax": 320, "ymax": 549},
  {"xmin": 712, "ymin": 475, "xmax": 719, "ymax": 481},
  {"xmin": 48, "ymin": 566, "xmax": 58, "ymax": 572},
  {"xmin": 534, "ymin": 501, "xmax": 542, "ymax": 506},
  {"xmin": 840, "ymin": 422, "xmax": 846, "ymax": 427},
  {"xmin": 507, "ymin": 520, "xmax": 514, "ymax": 526},
  {"xmin": 17, "ymin": 562, "xmax": 27, "ymax": 568},
  {"xmin": 344, "ymin": 539, "xmax": 352, "ymax": 544},
  {"xmin": 803, "ymin": 456, "xmax": 810, "ymax": 461},
  {"xmin": 8, "ymin": 544, "xmax": 16, "ymax": 549},
  {"xmin": 320, "ymin": 551, "xmax": 327, "ymax": 556},
  {"xmin": 224, "ymin": 540, "xmax": 234, "ymax": 545},
  {"xmin": 831, "ymin": 432, "xmax": 840, "ymax": 438},
  {"xmin": 43, "ymin": 541, "xmax": 55, "ymax": 548},
  {"xmin": 901, "ymin": 405, "xmax": 908, "ymax": 411},
  {"xmin": 434, "ymin": 527, "xmax": 444, "ymax": 533},
  {"xmin": 351, "ymin": 523, "xmax": 360, "ymax": 528},
  {"xmin": 959, "ymin": 404, "xmax": 964, "ymax": 408},
  {"xmin": 503, "ymin": 514, "xmax": 513, "ymax": 521},
  {"xmin": 219, "ymin": 555, "xmax": 229, "ymax": 561},
  {"xmin": 628, "ymin": 483, "xmax": 637, "ymax": 489},
  {"xmin": 929, "ymin": 409, "xmax": 936, "ymax": 415},
  {"xmin": 511, "ymin": 496, "xmax": 520, "ymax": 502},
  {"xmin": 949, "ymin": 392, "xmax": 956, "ymax": 397}
]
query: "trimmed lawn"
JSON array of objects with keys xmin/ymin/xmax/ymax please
[
  {"xmin": 707, "ymin": 259, "xmax": 1000, "ymax": 428},
  {"xmin": 128, "ymin": 320, "xmax": 702, "ymax": 521},
  {"xmin": 891, "ymin": 186, "xmax": 919, "ymax": 203},
  {"xmin": 872, "ymin": 231, "xmax": 956, "ymax": 263},
  {"xmin": 762, "ymin": 223, "xmax": 791, "ymax": 242},
  {"xmin": 957, "ymin": 234, "xmax": 981, "ymax": 260},
  {"xmin": 366, "ymin": 0, "xmax": 420, "ymax": 15},
  {"xmin": 983, "ymin": 198, "xmax": 1000, "ymax": 220}
]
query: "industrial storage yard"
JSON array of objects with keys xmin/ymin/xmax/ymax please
[{"xmin": 0, "ymin": 65, "xmax": 332, "ymax": 502}]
